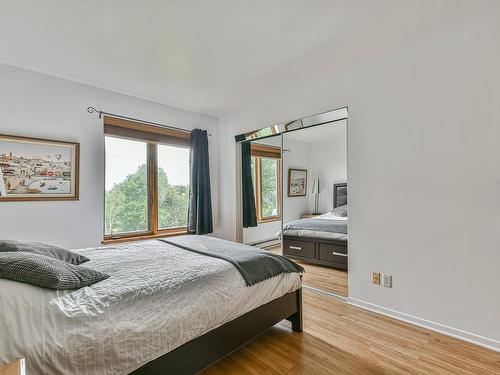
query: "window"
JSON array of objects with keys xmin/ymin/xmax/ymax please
[
  {"xmin": 250, "ymin": 144, "xmax": 281, "ymax": 222},
  {"xmin": 104, "ymin": 137, "xmax": 149, "ymax": 235},
  {"xmin": 260, "ymin": 158, "xmax": 279, "ymax": 217},
  {"xmin": 157, "ymin": 144, "xmax": 190, "ymax": 229},
  {"xmin": 104, "ymin": 116, "xmax": 190, "ymax": 242}
]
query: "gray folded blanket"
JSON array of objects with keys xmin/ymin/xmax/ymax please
[
  {"xmin": 160, "ymin": 235, "xmax": 304, "ymax": 286},
  {"xmin": 283, "ymin": 218, "xmax": 348, "ymax": 234}
]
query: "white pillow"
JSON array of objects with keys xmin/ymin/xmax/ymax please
[{"xmin": 332, "ymin": 205, "xmax": 347, "ymax": 217}]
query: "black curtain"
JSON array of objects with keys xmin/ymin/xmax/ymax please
[
  {"xmin": 241, "ymin": 141, "xmax": 257, "ymax": 227},
  {"xmin": 187, "ymin": 129, "xmax": 213, "ymax": 234}
]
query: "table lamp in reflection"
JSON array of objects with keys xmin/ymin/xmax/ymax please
[{"xmin": 312, "ymin": 177, "xmax": 321, "ymax": 215}]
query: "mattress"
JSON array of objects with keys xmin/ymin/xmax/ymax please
[
  {"xmin": 0, "ymin": 239, "xmax": 301, "ymax": 375},
  {"xmin": 281, "ymin": 229, "xmax": 348, "ymax": 241},
  {"xmin": 278, "ymin": 213, "xmax": 348, "ymax": 241}
]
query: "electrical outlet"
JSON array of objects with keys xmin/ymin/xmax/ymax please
[
  {"xmin": 372, "ymin": 272, "xmax": 380, "ymax": 285},
  {"xmin": 381, "ymin": 274, "xmax": 392, "ymax": 288}
]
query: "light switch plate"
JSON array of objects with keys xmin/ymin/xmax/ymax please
[
  {"xmin": 382, "ymin": 274, "xmax": 392, "ymax": 288},
  {"xmin": 372, "ymin": 272, "xmax": 381, "ymax": 285}
]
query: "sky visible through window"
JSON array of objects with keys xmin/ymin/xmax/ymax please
[
  {"xmin": 157, "ymin": 144, "xmax": 190, "ymax": 187},
  {"xmin": 105, "ymin": 137, "xmax": 189, "ymax": 191}
]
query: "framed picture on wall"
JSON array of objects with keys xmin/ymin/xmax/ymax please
[
  {"xmin": 0, "ymin": 134, "xmax": 79, "ymax": 201},
  {"xmin": 288, "ymin": 168, "xmax": 307, "ymax": 197}
]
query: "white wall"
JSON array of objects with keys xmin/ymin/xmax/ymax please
[
  {"xmin": 0, "ymin": 64, "xmax": 218, "ymax": 249},
  {"xmin": 282, "ymin": 137, "xmax": 311, "ymax": 222},
  {"xmin": 216, "ymin": 3, "xmax": 500, "ymax": 348},
  {"xmin": 243, "ymin": 220, "xmax": 281, "ymax": 245},
  {"xmin": 308, "ymin": 123, "xmax": 347, "ymax": 213}
]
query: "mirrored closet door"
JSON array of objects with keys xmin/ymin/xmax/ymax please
[
  {"xmin": 281, "ymin": 119, "xmax": 347, "ymax": 297},
  {"xmin": 237, "ymin": 107, "xmax": 348, "ymax": 298}
]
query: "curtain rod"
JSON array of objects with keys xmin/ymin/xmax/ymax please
[{"xmin": 86, "ymin": 106, "xmax": 212, "ymax": 136}]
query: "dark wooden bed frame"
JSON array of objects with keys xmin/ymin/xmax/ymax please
[
  {"xmin": 283, "ymin": 183, "xmax": 348, "ymax": 270},
  {"xmin": 130, "ymin": 288, "xmax": 302, "ymax": 375}
]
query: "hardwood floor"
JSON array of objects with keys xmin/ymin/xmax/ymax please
[
  {"xmin": 295, "ymin": 259, "xmax": 348, "ymax": 297},
  {"xmin": 266, "ymin": 244, "xmax": 348, "ymax": 297},
  {"xmin": 202, "ymin": 289, "xmax": 500, "ymax": 375}
]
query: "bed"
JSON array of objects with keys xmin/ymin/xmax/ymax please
[
  {"xmin": 282, "ymin": 183, "xmax": 348, "ymax": 270},
  {"xmin": 0, "ymin": 236, "xmax": 302, "ymax": 375}
]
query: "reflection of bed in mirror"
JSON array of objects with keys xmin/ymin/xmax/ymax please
[{"xmin": 281, "ymin": 183, "xmax": 348, "ymax": 270}]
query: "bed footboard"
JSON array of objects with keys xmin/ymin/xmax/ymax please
[{"xmin": 287, "ymin": 287, "xmax": 303, "ymax": 332}]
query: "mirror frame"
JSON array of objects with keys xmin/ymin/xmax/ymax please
[{"xmin": 235, "ymin": 106, "xmax": 348, "ymax": 143}]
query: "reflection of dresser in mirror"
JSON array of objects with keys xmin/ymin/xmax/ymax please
[{"xmin": 283, "ymin": 236, "xmax": 347, "ymax": 270}]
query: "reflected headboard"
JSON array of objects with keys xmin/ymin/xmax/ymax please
[{"xmin": 333, "ymin": 183, "xmax": 347, "ymax": 208}]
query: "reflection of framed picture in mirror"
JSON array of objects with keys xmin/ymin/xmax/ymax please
[
  {"xmin": 288, "ymin": 168, "xmax": 307, "ymax": 197},
  {"xmin": 0, "ymin": 134, "xmax": 79, "ymax": 201}
]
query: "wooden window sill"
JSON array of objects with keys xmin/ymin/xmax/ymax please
[
  {"xmin": 102, "ymin": 229, "xmax": 187, "ymax": 245},
  {"xmin": 0, "ymin": 358, "xmax": 25, "ymax": 375},
  {"xmin": 257, "ymin": 217, "xmax": 281, "ymax": 224}
]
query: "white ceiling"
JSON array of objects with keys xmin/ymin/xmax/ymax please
[{"xmin": 0, "ymin": 1, "xmax": 471, "ymax": 117}]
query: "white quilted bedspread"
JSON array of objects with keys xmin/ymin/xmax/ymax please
[{"xmin": 0, "ymin": 239, "xmax": 301, "ymax": 375}]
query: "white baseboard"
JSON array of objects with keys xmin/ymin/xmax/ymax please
[
  {"xmin": 348, "ymin": 297, "xmax": 500, "ymax": 353},
  {"xmin": 303, "ymin": 285, "xmax": 348, "ymax": 303}
]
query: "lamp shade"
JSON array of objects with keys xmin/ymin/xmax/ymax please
[{"xmin": 312, "ymin": 178, "xmax": 320, "ymax": 194}]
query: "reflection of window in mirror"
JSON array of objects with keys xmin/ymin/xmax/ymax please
[
  {"xmin": 250, "ymin": 144, "xmax": 281, "ymax": 223},
  {"xmin": 246, "ymin": 125, "xmax": 280, "ymax": 140}
]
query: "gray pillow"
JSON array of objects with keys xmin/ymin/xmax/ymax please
[
  {"xmin": 0, "ymin": 252, "xmax": 109, "ymax": 290},
  {"xmin": 332, "ymin": 204, "xmax": 348, "ymax": 217},
  {"xmin": 0, "ymin": 240, "xmax": 89, "ymax": 265}
]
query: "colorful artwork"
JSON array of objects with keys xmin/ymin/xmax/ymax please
[
  {"xmin": 288, "ymin": 168, "xmax": 307, "ymax": 197},
  {"xmin": 0, "ymin": 134, "xmax": 79, "ymax": 201}
]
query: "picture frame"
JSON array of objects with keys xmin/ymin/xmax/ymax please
[
  {"xmin": 0, "ymin": 134, "xmax": 80, "ymax": 201},
  {"xmin": 288, "ymin": 168, "xmax": 307, "ymax": 197}
]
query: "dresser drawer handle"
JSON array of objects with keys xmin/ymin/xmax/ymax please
[
  {"xmin": 332, "ymin": 252, "xmax": 347, "ymax": 257},
  {"xmin": 289, "ymin": 246, "xmax": 302, "ymax": 250}
]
